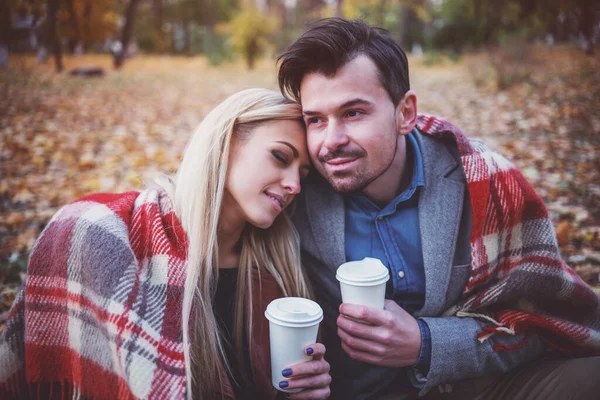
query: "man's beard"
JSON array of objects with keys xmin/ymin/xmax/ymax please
[
  {"xmin": 327, "ymin": 169, "xmax": 374, "ymax": 194},
  {"xmin": 324, "ymin": 139, "xmax": 399, "ymax": 194}
]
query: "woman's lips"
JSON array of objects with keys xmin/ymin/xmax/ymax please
[{"xmin": 265, "ymin": 191, "xmax": 284, "ymax": 212}]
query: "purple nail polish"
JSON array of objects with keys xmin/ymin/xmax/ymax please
[
  {"xmin": 282, "ymin": 368, "xmax": 292, "ymax": 377},
  {"xmin": 279, "ymin": 381, "xmax": 289, "ymax": 389},
  {"xmin": 306, "ymin": 347, "xmax": 314, "ymax": 355}
]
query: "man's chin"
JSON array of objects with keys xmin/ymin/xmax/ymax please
[{"xmin": 327, "ymin": 176, "xmax": 365, "ymax": 194}]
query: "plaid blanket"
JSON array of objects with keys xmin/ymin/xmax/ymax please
[
  {"xmin": 0, "ymin": 188, "xmax": 280, "ymax": 399},
  {"xmin": 417, "ymin": 115, "xmax": 600, "ymax": 354}
]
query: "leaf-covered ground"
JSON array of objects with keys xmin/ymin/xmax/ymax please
[{"xmin": 1, "ymin": 47, "xmax": 599, "ymax": 329}]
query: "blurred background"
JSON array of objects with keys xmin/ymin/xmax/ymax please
[{"xmin": 1, "ymin": 0, "xmax": 599, "ymax": 327}]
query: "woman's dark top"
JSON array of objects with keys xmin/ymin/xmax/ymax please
[{"xmin": 214, "ymin": 268, "xmax": 257, "ymax": 400}]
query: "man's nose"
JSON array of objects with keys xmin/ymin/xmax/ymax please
[{"xmin": 323, "ymin": 119, "xmax": 349, "ymax": 152}]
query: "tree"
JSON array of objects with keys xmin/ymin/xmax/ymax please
[
  {"xmin": 152, "ymin": 0, "xmax": 164, "ymax": 52},
  {"xmin": 46, "ymin": 0, "xmax": 63, "ymax": 72},
  {"xmin": 336, "ymin": 0, "xmax": 343, "ymax": 17},
  {"xmin": 0, "ymin": 0, "xmax": 10, "ymax": 68},
  {"xmin": 81, "ymin": 0, "xmax": 91, "ymax": 49},
  {"xmin": 228, "ymin": 5, "xmax": 278, "ymax": 69},
  {"xmin": 114, "ymin": 0, "xmax": 139, "ymax": 69},
  {"xmin": 63, "ymin": 0, "xmax": 81, "ymax": 53}
]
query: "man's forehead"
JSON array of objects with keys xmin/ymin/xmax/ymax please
[{"xmin": 299, "ymin": 56, "xmax": 383, "ymax": 111}]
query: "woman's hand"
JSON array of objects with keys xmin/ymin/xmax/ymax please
[{"xmin": 277, "ymin": 343, "xmax": 331, "ymax": 399}]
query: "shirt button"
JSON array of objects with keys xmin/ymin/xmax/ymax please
[{"xmin": 398, "ymin": 271, "xmax": 405, "ymax": 279}]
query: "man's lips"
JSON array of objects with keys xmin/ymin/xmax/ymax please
[{"xmin": 325, "ymin": 157, "xmax": 359, "ymax": 168}]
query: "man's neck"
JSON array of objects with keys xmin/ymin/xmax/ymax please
[{"xmin": 361, "ymin": 134, "xmax": 413, "ymax": 208}]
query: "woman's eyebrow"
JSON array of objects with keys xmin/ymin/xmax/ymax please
[{"xmin": 275, "ymin": 141, "xmax": 299, "ymax": 158}]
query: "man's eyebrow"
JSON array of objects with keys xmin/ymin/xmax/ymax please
[
  {"xmin": 339, "ymin": 98, "xmax": 373, "ymax": 109},
  {"xmin": 303, "ymin": 98, "xmax": 373, "ymax": 116}
]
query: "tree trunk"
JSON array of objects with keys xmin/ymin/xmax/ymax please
[
  {"xmin": 183, "ymin": 20, "xmax": 192, "ymax": 56},
  {"xmin": 336, "ymin": 0, "xmax": 343, "ymax": 18},
  {"xmin": 153, "ymin": 0, "xmax": 164, "ymax": 52},
  {"xmin": 473, "ymin": 0, "xmax": 484, "ymax": 45},
  {"xmin": 0, "ymin": 0, "xmax": 10, "ymax": 68},
  {"xmin": 82, "ymin": 0, "xmax": 92, "ymax": 50},
  {"xmin": 64, "ymin": 0, "xmax": 82, "ymax": 54},
  {"xmin": 114, "ymin": 0, "xmax": 140, "ymax": 69},
  {"xmin": 47, "ymin": 0, "xmax": 63, "ymax": 72},
  {"xmin": 376, "ymin": 0, "xmax": 386, "ymax": 27},
  {"xmin": 578, "ymin": 0, "xmax": 597, "ymax": 54}
]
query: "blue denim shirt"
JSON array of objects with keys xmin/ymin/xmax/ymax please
[{"xmin": 344, "ymin": 130, "xmax": 431, "ymax": 374}]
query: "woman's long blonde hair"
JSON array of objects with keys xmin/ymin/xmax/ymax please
[{"xmin": 159, "ymin": 88, "xmax": 311, "ymax": 399}]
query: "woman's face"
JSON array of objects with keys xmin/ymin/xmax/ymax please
[{"xmin": 225, "ymin": 119, "xmax": 310, "ymax": 230}]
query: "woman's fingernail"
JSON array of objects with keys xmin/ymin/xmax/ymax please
[
  {"xmin": 279, "ymin": 381, "xmax": 289, "ymax": 389},
  {"xmin": 306, "ymin": 347, "xmax": 314, "ymax": 355},
  {"xmin": 282, "ymin": 368, "xmax": 293, "ymax": 377}
]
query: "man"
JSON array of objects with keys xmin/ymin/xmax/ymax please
[{"xmin": 277, "ymin": 18, "xmax": 600, "ymax": 399}]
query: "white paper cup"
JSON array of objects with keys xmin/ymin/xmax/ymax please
[
  {"xmin": 336, "ymin": 257, "xmax": 390, "ymax": 310},
  {"xmin": 264, "ymin": 297, "xmax": 323, "ymax": 393}
]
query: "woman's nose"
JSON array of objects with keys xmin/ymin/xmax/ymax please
[{"xmin": 283, "ymin": 171, "xmax": 301, "ymax": 195}]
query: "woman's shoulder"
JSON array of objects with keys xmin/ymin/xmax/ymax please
[
  {"xmin": 51, "ymin": 190, "xmax": 141, "ymax": 225},
  {"xmin": 23, "ymin": 191, "xmax": 143, "ymax": 298}
]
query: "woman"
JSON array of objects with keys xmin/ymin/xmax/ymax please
[{"xmin": 0, "ymin": 89, "xmax": 331, "ymax": 399}]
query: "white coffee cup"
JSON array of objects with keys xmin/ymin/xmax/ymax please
[
  {"xmin": 336, "ymin": 257, "xmax": 390, "ymax": 309},
  {"xmin": 264, "ymin": 297, "xmax": 323, "ymax": 393}
]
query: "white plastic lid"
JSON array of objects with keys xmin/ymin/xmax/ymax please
[
  {"xmin": 265, "ymin": 297, "xmax": 324, "ymax": 328},
  {"xmin": 336, "ymin": 257, "xmax": 390, "ymax": 286}
]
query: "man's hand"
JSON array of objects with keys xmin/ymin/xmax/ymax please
[{"xmin": 337, "ymin": 299, "xmax": 421, "ymax": 367}]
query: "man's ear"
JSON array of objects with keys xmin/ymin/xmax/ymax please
[{"xmin": 396, "ymin": 90, "xmax": 418, "ymax": 136}]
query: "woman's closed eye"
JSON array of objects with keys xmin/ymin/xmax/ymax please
[{"xmin": 272, "ymin": 150, "xmax": 290, "ymax": 165}]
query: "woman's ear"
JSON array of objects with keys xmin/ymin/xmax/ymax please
[{"xmin": 396, "ymin": 90, "xmax": 418, "ymax": 136}]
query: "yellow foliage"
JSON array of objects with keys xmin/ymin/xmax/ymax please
[
  {"xmin": 342, "ymin": 0, "xmax": 431, "ymax": 26},
  {"xmin": 226, "ymin": 6, "xmax": 279, "ymax": 68},
  {"xmin": 57, "ymin": 0, "xmax": 118, "ymax": 45}
]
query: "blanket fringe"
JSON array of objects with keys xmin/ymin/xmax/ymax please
[
  {"xmin": 456, "ymin": 311, "xmax": 515, "ymax": 333},
  {"xmin": 456, "ymin": 311, "xmax": 516, "ymax": 343}
]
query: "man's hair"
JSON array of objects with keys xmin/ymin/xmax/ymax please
[{"xmin": 278, "ymin": 18, "xmax": 410, "ymax": 106}]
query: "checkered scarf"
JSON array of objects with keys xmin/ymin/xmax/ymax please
[
  {"xmin": 0, "ymin": 189, "xmax": 190, "ymax": 399},
  {"xmin": 417, "ymin": 115, "xmax": 600, "ymax": 354},
  {"xmin": 0, "ymin": 188, "xmax": 281, "ymax": 399}
]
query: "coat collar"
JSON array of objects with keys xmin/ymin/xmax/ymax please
[{"xmin": 302, "ymin": 130, "xmax": 466, "ymax": 315}]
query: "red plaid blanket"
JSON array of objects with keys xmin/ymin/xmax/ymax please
[
  {"xmin": 0, "ymin": 188, "xmax": 279, "ymax": 400},
  {"xmin": 0, "ymin": 189, "xmax": 189, "ymax": 399},
  {"xmin": 417, "ymin": 115, "xmax": 600, "ymax": 354}
]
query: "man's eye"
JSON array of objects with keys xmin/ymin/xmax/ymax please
[
  {"xmin": 346, "ymin": 110, "xmax": 361, "ymax": 118},
  {"xmin": 306, "ymin": 117, "xmax": 321, "ymax": 125}
]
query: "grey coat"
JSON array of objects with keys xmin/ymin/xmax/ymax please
[{"xmin": 291, "ymin": 131, "xmax": 544, "ymax": 399}]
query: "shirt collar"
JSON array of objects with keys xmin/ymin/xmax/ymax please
[{"xmin": 409, "ymin": 128, "xmax": 425, "ymax": 188}]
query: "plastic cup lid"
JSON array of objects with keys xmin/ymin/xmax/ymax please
[
  {"xmin": 336, "ymin": 257, "xmax": 390, "ymax": 286},
  {"xmin": 264, "ymin": 297, "xmax": 323, "ymax": 328}
]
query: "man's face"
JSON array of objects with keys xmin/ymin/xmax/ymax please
[{"xmin": 299, "ymin": 55, "xmax": 403, "ymax": 194}]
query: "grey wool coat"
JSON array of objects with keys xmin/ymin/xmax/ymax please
[{"xmin": 291, "ymin": 130, "xmax": 545, "ymax": 399}]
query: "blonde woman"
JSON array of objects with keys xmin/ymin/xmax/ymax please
[{"xmin": 0, "ymin": 89, "xmax": 331, "ymax": 399}]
